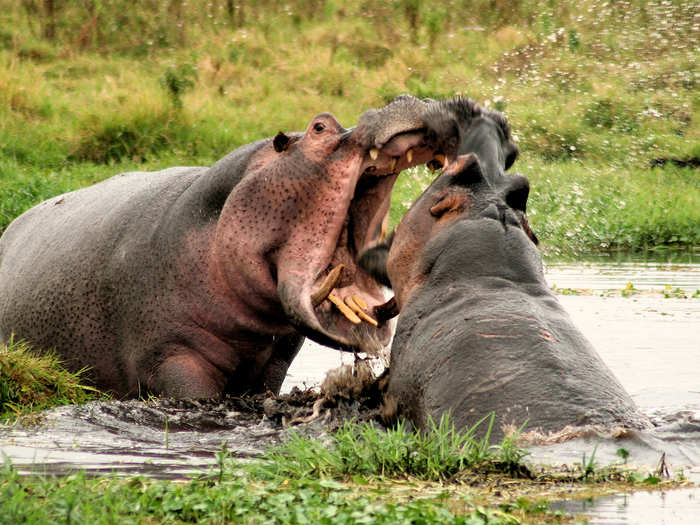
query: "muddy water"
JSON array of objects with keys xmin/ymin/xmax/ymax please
[
  {"xmin": 1, "ymin": 262, "xmax": 699, "ymax": 498},
  {"xmin": 550, "ymin": 487, "xmax": 700, "ymax": 525}
]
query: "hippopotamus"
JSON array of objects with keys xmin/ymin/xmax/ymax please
[
  {"xmin": 359, "ymin": 98, "xmax": 650, "ymax": 439},
  {"xmin": 358, "ymin": 96, "xmax": 536, "ymax": 291},
  {"xmin": 0, "ymin": 96, "xmax": 446, "ymax": 398}
]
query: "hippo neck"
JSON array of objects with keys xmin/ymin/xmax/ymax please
[
  {"xmin": 178, "ymin": 139, "xmax": 272, "ymax": 224},
  {"xmin": 153, "ymin": 139, "xmax": 295, "ymax": 335},
  {"xmin": 457, "ymin": 117, "xmax": 507, "ymax": 187},
  {"xmin": 212, "ymin": 146, "xmax": 361, "ymax": 316}
]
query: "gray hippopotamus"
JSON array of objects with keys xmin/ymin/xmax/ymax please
[
  {"xmin": 360, "ymin": 98, "xmax": 650, "ymax": 439},
  {"xmin": 0, "ymin": 96, "xmax": 445, "ymax": 398},
  {"xmin": 358, "ymin": 96, "xmax": 536, "ymax": 291}
]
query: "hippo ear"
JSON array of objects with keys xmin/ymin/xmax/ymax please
[
  {"xmin": 429, "ymin": 191, "xmax": 470, "ymax": 218},
  {"xmin": 504, "ymin": 141, "xmax": 519, "ymax": 171},
  {"xmin": 504, "ymin": 174, "xmax": 530, "ymax": 212},
  {"xmin": 273, "ymin": 131, "xmax": 290, "ymax": 153},
  {"xmin": 451, "ymin": 153, "xmax": 486, "ymax": 187}
]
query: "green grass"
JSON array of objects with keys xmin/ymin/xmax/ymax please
[
  {"xmin": 0, "ymin": 414, "xmax": 680, "ymax": 524},
  {"xmin": 0, "ymin": 0, "xmax": 697, "ymax": 254},
  {"xmin": 0, "ymin": 458, "xmax": 525, "ymax": 525},
  {"xmin": 256, "ymin": 414, "xmax": 520, "ymax": 482},
  {"xmin": 522, "ymin": 160, "xmax": 700, "ymax": 256},
  {"xmin": 0, "ymin": 339, "xmax": 100, "ymax": 422}
]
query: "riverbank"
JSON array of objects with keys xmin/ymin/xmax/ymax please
[{"xmin": 1, "ymin": 0, "xmax": 698, "ymax": 254}]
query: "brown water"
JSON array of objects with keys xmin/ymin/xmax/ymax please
[
  {"xmin": 1, "ymin": 261, "xmax": 699, "ymax": 519},
  {"xmin": 550, "ymin": 487, "xmax": 700, "ymax": 524}
]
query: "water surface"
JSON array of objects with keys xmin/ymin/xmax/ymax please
[
  {"xmin": 1, "ymin": 261, "xmax": 699, "ymax": 520},
  {"xmin": 550, "ymin": 487, "xmax": 700, "ymax": 525}
]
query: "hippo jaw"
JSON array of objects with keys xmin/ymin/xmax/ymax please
[{"xmin": 278, "ymin": 99, "xmax": 450, "ymax": 353}]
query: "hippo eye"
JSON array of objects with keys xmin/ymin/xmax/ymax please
[{"xmin": 313, "ymin": 122, "xmax": 325, "ymax": 133}]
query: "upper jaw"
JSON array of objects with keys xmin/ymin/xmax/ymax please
[
  {"xmin": 359, "ymin": 131, "xmax": 438, "ymax": 177},
  {"xmin": 281, "ymin": 98, "xmax": 460, "ymax": 352}
]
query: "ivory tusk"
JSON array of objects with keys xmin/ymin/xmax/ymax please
[
  {"xmin": 310, "ymin": 265, "xmax": 345, "ymax": 307},
  {"xmin": 352, "ymin": 294, "xmax": 368, "ymax": 311},
  {"xmin": 328, "ymin": 292, "xmax": 361, "ymax": 324},
  {"xmin": 345, "ymin": 296, "xmax": 378, "ymax": 327}
]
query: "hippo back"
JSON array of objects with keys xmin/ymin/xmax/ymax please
[{"xmin": 387, "ymin": 218, "xmax": 650, "ymax": 440}]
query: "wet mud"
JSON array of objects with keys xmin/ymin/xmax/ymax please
[{"xmin": 1, "ymin": 367, "xmax": 387, "ymax": 479}]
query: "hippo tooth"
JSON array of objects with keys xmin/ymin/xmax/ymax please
[
  {"xmin": 434, "ymin": 153, "xmax": 446, "ymax": 166},
  {"xmin": 406, "ymin": 148, "xmax": 413, "ymax": 163},
  {"xmin": 427, "ymin": 159, "xmax": 441, "ymax": 172},
  {"xmin": 357, "ymin": 310, "xmax": 379, "ymax": 327},
  {"xmin": 370, "ymin": 148, "xmax": 379, "ymax": 160},
  {"xmin": 328, "ymin": 293, "xmax": 362, "ymax": 324},
  {"xmin": 390, "ymin": 157, "xmax": 398, "ymax": 172},
  {"xmin": 310, "ymin": 264, "xmax": 345, "ymax": 307},
  {"xmin": 374, "ymin": 296, "xmax": 399, "ymax": 322},
  {"xmin": 352, "ymin": 294, "xmax": 368, "ymax": 311},
  {"xmin": 345, "ymin": 296, "xmax": 378, "ymax": 327}
]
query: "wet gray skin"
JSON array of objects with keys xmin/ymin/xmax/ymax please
[
  {"xmin": 358, "ymin": 96, "xmax": 536, "ymax": 290},
  {"xmin": 358, "ymin": 98, "xmax": 649, "ymax": 439},
  {"xmin": 381, "ymin": 153, "xmax": 651, "ymax": 440},
  {"xmin": 0, "ymin": 95, "xmax": 445, "ymax": 399}
]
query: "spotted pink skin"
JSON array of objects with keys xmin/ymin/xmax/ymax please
[
  {"xmin": 0, "ymin": 109, "xmax": 435, "ymax": 398},
  {"xmin": 162, "ymin": 114, "xmax": 407, "ymax": 395}
]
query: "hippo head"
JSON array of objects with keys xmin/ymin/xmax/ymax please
[
  {"xmin": 385, "ymin": 154, "xmax": 537, "ymax": 309},
  {"xmin": 357, "ymin": 97, "xmax": 536, "ymax": 311},
  {"xmin": 421, "ymin": 96, "xmax": 520, "ymax": 186},
  {"xmin": 219, "ymin": 95, "xmax": 448, "ymax": 354},
  {"xmin": 279, "ymin": 97, "xmax": 453, "ymax": 352}
]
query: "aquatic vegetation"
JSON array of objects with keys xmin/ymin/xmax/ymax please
[
  {"xmin": 0, "ymin": 339, "xmax": 100, "ymax": 422},
  {"xmin": 549, "ymin": 285, "xmax": 582, "ymax": 296},
  {"xmin": 0, "ymin": 457, "xmax": 531, "ymax": 524},
  {"xmin": 621, "ymin": 282, "xmax": 639, "ymax": 297},
  {"xmin": 0, "ymin": 418, "xmax": 685, "ymax": 524},
  {"xmin": 616, "ymin": 447, "xmax": 630, "ymax": 464},
  {"xmin": 663, "ymin": 285, "xmax": 689, "ymax": 299},
  {"xmin": 255, "ymin": 413, "xmax": 531, "ymax": 482}
]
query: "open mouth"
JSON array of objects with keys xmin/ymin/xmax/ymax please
[
  {"xmin": 303, "ymin": 129, "xmax": 449, "ymax": 351},
  {"xmin": 275, "ymin": 95, "xmax": 469, "ymax": 354}
]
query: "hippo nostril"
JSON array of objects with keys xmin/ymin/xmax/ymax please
[
  {"xmin": 481, "ymin": 203, "xmax": 500, "ymax": 221},
  {"xmin": 504, "ymin": 209, "xmax": 521, "ymax": 227}
]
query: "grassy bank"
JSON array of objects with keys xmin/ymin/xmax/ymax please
[
  {"xmin": 0, "ymin": 339, "xmax": 99, "ymax": 423},
  {"xmin": 1, "ymin": 415, "xmax": 680, "ymax": 524},
  {"xmin": 0, "ymin": 0, "xmax": 698, "ymax": 255}
]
